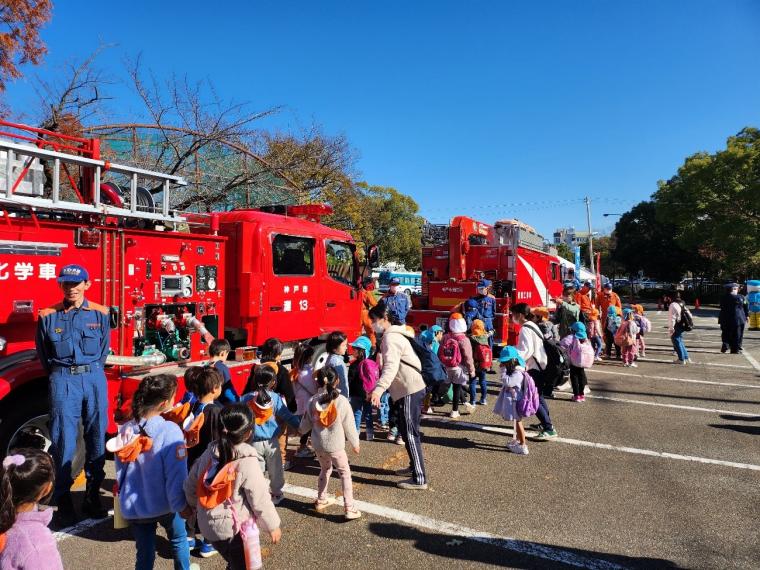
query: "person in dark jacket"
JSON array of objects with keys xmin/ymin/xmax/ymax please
[{"xmin": 718, "ymin": 283, "xmax": 749, "ymax": 354}]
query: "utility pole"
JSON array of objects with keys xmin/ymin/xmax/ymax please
[{"xmin": 585, "ymin": 196, "xmax": 596, "ymax": 277}]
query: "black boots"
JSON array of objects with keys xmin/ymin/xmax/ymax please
[
  {"xmin": 53, "ymin": 492, "xmax": 78, "ymax": 528},
  {"xmin": 81, "ymin": 481, "xmax": 107, "ymax": 519}
]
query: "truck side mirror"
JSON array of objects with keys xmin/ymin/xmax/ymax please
[{"xmin": 367, "ymin": 245, "xmax": 380, "ymax": 268}]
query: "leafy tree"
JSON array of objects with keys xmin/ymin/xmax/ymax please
[
  {"xmin": 611, "ymin": 201, "xmax": 698, "ymax": 281},
  {"xmin": 555, "ymin": 242, "xmax": 573, "ymax": 261},
  {"xmin": 0, "ymin": 0, "xmax": 51, "ymax": 95},
  {"xmin": 654, "ymin": 128, "xmax": 760, "ymax": 277}
]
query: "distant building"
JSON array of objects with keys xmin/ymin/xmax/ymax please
[{"xmin": 553, "ymin": 226, "xmax": 592, "ymax": 247}]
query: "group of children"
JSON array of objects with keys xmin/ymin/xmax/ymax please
[
  {"xmin": 0, "ymin": 333, "xmax": 378, "ymax": 570},
  {"xmin": 603, "ymin": 303, "xmax": 651, "ymax": 367}
]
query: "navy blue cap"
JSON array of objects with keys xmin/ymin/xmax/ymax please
[
  {"xmin": 725, "ymin": 282, "xmax": 738, "ymax": 289},
  {"xmin": 477, "ymin": 279, "xmax": 492, "ymax": 288},
  {"xmin": 390, "ymin": 277, "xmax": 401, "ymax": 286},
  {"xmin": 57, "ymin": 264, "xmax": 89, "ymax": 283}
]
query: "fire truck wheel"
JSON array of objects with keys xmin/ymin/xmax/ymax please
[
  {"xmin": 0, "ymin": 392, "xmax": 86, "ymax": 483},
  {"xmin": 311, "ymin": 343, "xmax": 329, "ymax": 371}
]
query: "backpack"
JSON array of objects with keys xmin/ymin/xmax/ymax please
[
  {"xmin": 474, "ymin": 343, "xmax": 493, "ymax": 371},
  {"xmin": 569, "ymin": 337, "xmax": 594, "ymax": 368},
  {"xmin": 614, "ymin": 322, "xmax": 635, "ymax": 348},
  {"xmin": 678, "ymin": 302, "xmax": 694, "ymax": 331},
  {"xmin": 358, "ymin": 358, "xmax": 380, "ymax": 393},
  {"xmin": 638, "ymin": 315, "xmax": 651, "ymax": 334},
  {"xmin": 438, "ymin": 335, "xmax": 463, "ymax": 369},
  {"xmin": 397, "ymin": 333, "xmax": 447, "ymax": 386},
  {"xmin": 523, "ymin": 324, "xmax": 570, "ymax": 387},
  {"xmin": 516, "ymin": 371, "xmax": 540, "ymax": 418}
]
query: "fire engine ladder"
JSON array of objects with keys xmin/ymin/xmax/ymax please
[{"xmin": 0, "ymin": 139, "xmax": 187, "ymax": 223}]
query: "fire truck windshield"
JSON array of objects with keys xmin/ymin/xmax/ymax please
[{"xmin": 326, "ymin": 240, "xmax": 357, "ymax": 286}]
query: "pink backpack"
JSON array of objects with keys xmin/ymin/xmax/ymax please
[
  {"xmin": 516, "ymin": 371, "xmax": 540, "ymax": 418},
  {"xmin": 438, "ymin": 334, "xmax": 463, "ymax": 368},
  {"xmin": 569, "ymin": 337, "xmax": 594, "ymax": 368},
  {"xmin": 359, "ymin": 359, "xmax": 380, "ymax": 393}
]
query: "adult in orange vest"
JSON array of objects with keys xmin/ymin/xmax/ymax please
[
  {"xmin": 360, "ymin": 277, "xmax": 378, "ymax": 345},
  {"xmin": 575, "ymin": 280, "xmax": 595, "ymax": 319},
  {"xmin": 597, "ymin": 282, "xmax": 622, "ymax": 326}
]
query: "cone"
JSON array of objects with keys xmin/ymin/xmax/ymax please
[{"xmin": 694, "ymin": 298, "xmax": 701, "ymax": 310}]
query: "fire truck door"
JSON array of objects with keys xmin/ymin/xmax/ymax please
[
  {"xmin": 265, "ymin": 234, "xmax": 322, "ymax": 341},
  {"xmin": 322, "ymin": 240, "xmax": 360, "ymax": 334}
]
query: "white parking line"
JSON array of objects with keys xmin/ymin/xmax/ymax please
[
  {"xmin": 283, "ymin": 484, "xmax": 626, "ymax": 570},
  {"xmin": 425, "ymin": 417, "xmax": 760, "ymax": 472},
  {"xmin": 636, "ymin": 357, "xmax": 752, "ymax": 369},
  {"xmin": 743, "ymin": 351, "xmax": 760, "ymax": 373},
  {"xmin": 54, "ymin": 515, "xmax": 110, "ymax": 543},
  {"xmin": 556, "ymin": 392, "xmax": 760, "ymax": 418},
  {"xmin": 588, "ymin": 368, "xmax": 760, "ymax": 388}
]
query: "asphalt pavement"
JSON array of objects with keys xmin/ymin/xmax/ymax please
[{"xmin": 55, "ymin": 305, "xmax": 760, "ymax": 569}]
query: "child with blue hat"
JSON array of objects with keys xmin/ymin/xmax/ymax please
[
  {"xmin": 347, "ymin": 336, "xmax": 379, "ymax": 441},
  {"xmin": 492, "ymin": 346, "xmax": 529, "ymax": 456},
  {"xmin": 560, "ymin": 322, "xmax": 595, "ymax": 401}
]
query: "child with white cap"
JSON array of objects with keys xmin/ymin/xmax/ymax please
[{"xmin": 439, "ymin": 313, "xmax": 476, "ymax": 418}]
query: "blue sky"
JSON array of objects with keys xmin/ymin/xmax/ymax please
[{"xmin": 5, "ymin": 0, "xmax": 760, "ymax": 238}]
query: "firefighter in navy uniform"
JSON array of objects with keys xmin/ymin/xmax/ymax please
[
  {"xmin": 472, "ymin": 279, "xmax": 496, "ymax": 348},
  {"xmin": 35, "ymin": 264, "xmax": 110, "ymax": 526}
]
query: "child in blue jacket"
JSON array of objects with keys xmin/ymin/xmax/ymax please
[
  {"xmin": 110, "ymin": 374, "xmax": 191, "ymax": 570},
  {"xmin": 241, "ymin": 365, "xmax": 301, "ymax": 504}
]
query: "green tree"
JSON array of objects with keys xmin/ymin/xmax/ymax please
[
  {"xmin": 555, "ymin": 242, "xmax": 573, "ymax": 261},
  {"xmin": 654, "ymin": 127, "xmax": 760, "ymax": 277},
  {"xmin": 611, "ymin": 201, "xmax": 697, "ymax": 281}
]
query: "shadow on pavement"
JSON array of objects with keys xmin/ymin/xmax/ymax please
[
  {"xmin": 719, "ymin": 413, "xmax": 760, "ymax": 421},
  {"xmin": 709, "ymin": 423, "xmax": 760, "ymax": 436},
  {"xmin": 367, "ymin": 521, "xmax": 681, "ymax": 569},
  {"xmin": 590, "ymin": 387, "xmax": 760, "ymax": 406}
]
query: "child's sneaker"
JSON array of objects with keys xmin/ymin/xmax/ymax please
[
  {"xmin": 512, "ymin": 444, "xmax": 529, "ymax": 456},
  {"xmin": 314, "ymin": 497, "xmax": 336, "ymax": 512},
  {"xmin": 584, "ymin": 386, "xmax": 591, "ymax": 395},
  {"xmin": 464, "ymin": 402, "xmax": 475, "ymax": 412},
  {"xmin": 449, "ymin": 410, "xmax": 460, "ymax": 419},
  {"xmin": 187, "ymin": 537, "xmax": 198, "ymax": 550},
  {"xmin": 533, "ymin": 429, "xmax": 558, "ymax": 441},
  {"xmin": 271, "ymin": 493, "xmax": 284, "ymax": 505},
  {"xmin": 282, "ymin": 460, "xmax": 292, "ymax": 471},
  {"xmin": 579, "ymin": 396, "xmax": 586, "ymax": 402},
  {"xmin": 623, "ymin": 363, "xmax": 630, "ymax": 367},
  {"xmin": 477, "ymin": 399, "xmax": 487, "ymax": 406},
  {"xmin": 295, "ymin": 447, "xmax": 316, "ymax": 459},
  {"xmin": 506, "ymin": 439, "xmax": 520, "ymax": 451},
  {"xmin": 630, "ymin": 363, "xmax": 638, "ymax": 368},
  {"xmin": 424, "ymin": 407, "xmax": 434, "ymax": 414},
  {"xmin": 199, "ymin": 541, "xmax": 217, "ymax": 558},
  {"xmin": 344, "ymin": 508, "xmax": 362, "ymax": 520},
  {"xmin": 395, "ymin": 435, "xmax": 405, "ymax": 446},
  {"xmin": 571, "ymin": 395, "xmax": 580, "ymax": 402},
  {"xmin": 366, "ymin": 432, "xmax": 375, "ymax": 442}
]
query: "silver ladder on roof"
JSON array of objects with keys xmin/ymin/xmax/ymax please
[{"xmin": 0, "ymin": 139, "xmax": 187, "ymax": 223}]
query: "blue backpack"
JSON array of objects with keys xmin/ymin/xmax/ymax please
[{"xmin": 398, "ymin": 334, "xmax": 447, "ymax": 386}]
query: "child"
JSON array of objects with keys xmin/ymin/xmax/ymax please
[
  {"xmin": 0, "ymin": 449, "xmax": 63, "ymax": 570},
  {"xmin": 242, "ymin": 366, "xmax": 301, "ymax": 505},
  {"xmin": 492, "ymin": 346, "xmax": 529, "ymax": 456},
  {"xmin": 183, "ymin": 366, "xmax": 224, "ymax": 558},
  {"xmin": 109, "ymin": 374, "xmax": 191, "ymax": 569},
  {"xmin": 560, "ymin": 322, "xmax": 594, "ymax": 402},
  {"xmin": 291, "ymin": 343, "xmax": 318, "ymax": 459},
  {"xmin": 246, "ymin": 338, "xmax": 297, "ymax": 470},
  {"xmin": 616, "ymin": 308, "xmax": 641, "ymax": 367},
  {"xmin": 587, "ymin": 308, "xmax": 604, "ymax": 362},
  {"xmin": 299, "ymin": 368, "xmax": 362, "ymax": 520},
  {"xmin": 530, "ymin": 307, "xmax": 558, "ymax": 341},
  {"xmin": 347, "ymin": 336, "xmax": 379, "ymax": 441},
  {"xmin": 210, "ymin": 339, "xmax": 237, "ymax": 405},
  {"xmin": 439, "ymin": 313, "xmax": 476, "ymax": 418},
  {"xmin": 553, "ymin": 285, "xmax": 581, "ymax": 339},
  {"xmin": 605, "ymin": 306, "xmax": 622, "ymax": 360},
  {"xmin": 469, "ymin": 319, "xmax": 492, "ymax": 405},
  {"xmin": 325, "ymin": 331, "xmax": 349, "ymax": 397},
  {"xmin": 633, "ymin": 304, "xmax": 650, "ymax": 358},
  {"xmin": 184, "ymin": 404, "xmax": 282, "ymax": 568}
]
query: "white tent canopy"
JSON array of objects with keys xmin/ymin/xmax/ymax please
[{"xmin": 557, "ymin": 256, "xmax": 596, "ymax": 283}]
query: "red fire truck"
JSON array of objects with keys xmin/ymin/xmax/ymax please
[
  {"xmin": 0, "ymin": 120, "xmax": 371, "ymax": 466},
  {"xmin": 406, "ymin": 216, "xmax": 565, "ymax": 342}
]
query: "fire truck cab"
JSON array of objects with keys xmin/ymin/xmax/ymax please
[
  {"xmin": 0, "ymin": 120, "xmax": 366, "ymax": 467},
  {"xmin": 407, "ymin": 216, "xmax": 564, "ymax": 343}
]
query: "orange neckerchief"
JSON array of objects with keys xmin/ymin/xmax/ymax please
[
  {"xmin": 316, "ymin": 401, "xmax": 338, "ymax": 427},
  {"xmin": 0, "ymin": 532, "xmax": 6, "ymax": 554},
  {"xmin": 248, "ymin": 398, "xmax": 274, "ymax": 425},
  {"xmin": 183, "ymin": 413, "xmax": 206, "ymax": 448},
  {"xmin": 116, "ymin": 435, "xmax": 153, "ymax": 463},
  {"xmin": 197, "ymin": 461, "xmax": 237, "ymax": 510},
  {"xmin": 162, "ymin": 402, "xmax": 190, "ymax": 425}
]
